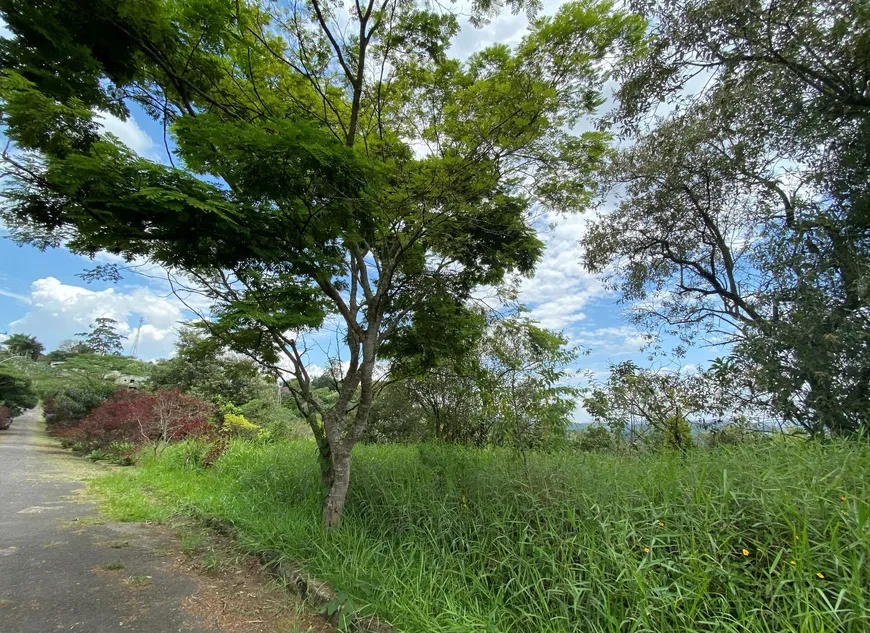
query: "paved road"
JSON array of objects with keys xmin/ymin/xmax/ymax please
[{"xmin": 0, "ymin": 408, "xmax": 226, "ymax": 633}]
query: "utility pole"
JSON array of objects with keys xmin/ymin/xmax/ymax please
[{"xmin": 129, "ymin": 316, "xmax": 144, "ymax": 358}]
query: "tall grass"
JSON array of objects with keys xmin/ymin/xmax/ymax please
[{"xmin": 95, "ymin": 439, "xmax": 870, "ymax": 632}]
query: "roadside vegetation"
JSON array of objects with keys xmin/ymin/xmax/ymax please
[
  {"xmin": 1, "ymin": 0, "xmax": 869, "ymax": 631},
  {"xmin": 97, "ymin": 439, "xmax": 870, "ymax": 632}
]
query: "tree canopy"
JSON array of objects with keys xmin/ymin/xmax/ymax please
[
  {"xmin": 76, "ymin": 318, "xmax": 124, "ymax": 355},
  {"xmin": 0, "ymin": 364, "xmax": 38, "ymax": 419},
  {"xmin": 581, "ymin": 0, "xmax": 870, "ymax": 436},
  {"xmin": 1, "ymin": 333, "xmax": 44, "ymax": 360}
]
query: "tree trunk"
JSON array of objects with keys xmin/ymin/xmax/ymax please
[
  {"xmin": 317, "ymin": 436, "xmax": 334, "ymax": 490},
  {"xmin": 322, "ymin": 447, "xmax": 351, "ymax": 528}
]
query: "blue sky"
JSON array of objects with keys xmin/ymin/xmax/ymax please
[{"xmin": 0, "ymin": 2, "xmax": 720, "ymax": 415}]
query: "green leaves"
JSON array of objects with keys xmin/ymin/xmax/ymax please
[
  {"xmin": 1, "ymin": 333, "xmax": 45, "ymax": 360},
  {"xmin": 0, "ymin": 0, "xmax": 644, "ymax": 521},
  {"xmin": 586, "ymin": 0, "xmax": 870, "ymax": 435},
  {"xmin": 0, "ymin": 72, "xmax": 100, "ymax": 157},
  {"xmin": 0, "ymin": 364, "xmax": 39, "ymax": 417}
]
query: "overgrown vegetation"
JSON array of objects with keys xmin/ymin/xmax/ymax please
[
  {"xmin": 0, "ymin": 0, "xmax": 868, "ymax": 630},
  {"xmin": 97, "ymin": 438, "xmax": 870, "ymax": 632},
  {"xmin": 0, "ymin": 364, "xmax": 38, "ymax": 428}
]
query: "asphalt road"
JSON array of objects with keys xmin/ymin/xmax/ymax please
[{"xmin": 0, "ymin": 408, "xmax": 225, "ymax": 633}]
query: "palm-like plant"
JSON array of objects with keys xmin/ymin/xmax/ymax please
[{"xmin": 2, "ymin": 333, "xmax": 45, "ymax": 360}]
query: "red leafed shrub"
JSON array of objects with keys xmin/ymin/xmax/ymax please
[{"xmin": 59, "ymin": 389, "xmax": 214, "ymax": 451}]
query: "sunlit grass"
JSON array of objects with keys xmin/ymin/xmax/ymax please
[{"xmin": 95, "ymin": 439, "xmax": 870, "ymax": 632}]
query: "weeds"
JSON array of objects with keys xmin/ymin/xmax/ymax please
[
  {"xmin": 124, "ymin": 575, "xmax": 152, "ymax": 587},
  {"xmin": 178, "ymin": 531, "xmax": 205, "ymax": 555},
  {"xmin": 95, "ymin": 439, "xmax": 870, "ymax": 632},
  {"xmin": 99, "ymin": 560, "xmax": 125, "ymax": 571}
]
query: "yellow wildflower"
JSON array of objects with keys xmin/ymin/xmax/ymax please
[
  {"xmin": 840, "ymin": 496, "xmax": 847, "ymax": 501},
  {"xmin": 741, "ymin": 548, "xmax": 750, "ymax": 557},
  {"xmin": 657, "ymin": 521, "xmax": 665, "ymax": 527},
  {"xmin": 643, "ymin": 547, "xmax": 650, "ymax": 553},
  {"xmin": 816, "ymin": 572, "xmax": 825, "ymax": 579},
  {"xmin": 789, "ymin": 560, "xmax": 796, "ymax": 565}
]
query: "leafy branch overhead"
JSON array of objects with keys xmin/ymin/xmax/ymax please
[{"xmin": 581, "ymin": 0, "xmax": 870, "ymax": 436}]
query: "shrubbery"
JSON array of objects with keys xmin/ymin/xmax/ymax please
[
  {"xmin": 0, "ymin": 365, "xmax": 39, "ymax": 427},
  {"xmin": 568, "ymin": 423, "xmax": 614, "ymax": 452},
  {"xmin": 57, "ymin": 389, "xmax": 214, "ymax": 462},
  {"xmin": 43, "ymin": 381, "xmax": 119, "ymax": 426},
  {"xmin": 236, "ymin": 397, "xmax": 311, "ymax": 441}
]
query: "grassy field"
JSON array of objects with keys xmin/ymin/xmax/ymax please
[{"xmin": 94, "ymin": 439, "xmax": 870, "ymax": 632}]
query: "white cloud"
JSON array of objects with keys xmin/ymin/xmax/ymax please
[
  {"xmin": 449, "ymin": 0, "xmax": 566, "ymax": 60},
  {"xmin": 571, "ymin": 325, "xmax": 651, "ymax": 355},
  {"xmin": 7, "ymin": 277, "xmax": 190, "ymax": 359},
  {"xmin": 518, "ymin": 212, "xmax": 606, "ymax": 331},
  {"xmin": 0, "ymin": 288, "xmax": 31, "ymax": 305},
  {"xmin": 94, "ymin": 111, "xmax": 156, "ymax": 157}
]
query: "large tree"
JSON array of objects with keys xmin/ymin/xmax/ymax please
[
  {"xmin": 0, "ymin": 0, "xmax": 643, "ymax": 524},
  {"xmin": 76, "ymin": 317, "xmax": 124, "ymax": 355},
  {"xmin": 582, "ymin": 0, "xmax": 870, "ymax": 436}
]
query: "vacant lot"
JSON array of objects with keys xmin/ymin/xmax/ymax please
[{"xmin": 95, "ymin": 439, "xmax": 870, "ymax": 632}]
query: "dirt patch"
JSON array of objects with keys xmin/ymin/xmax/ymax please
[{"xmin": 167, "ymin": 526, "xmax": 333, "ymax": 633}]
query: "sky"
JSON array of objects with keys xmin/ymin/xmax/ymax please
[{"xmin": 0, "ymin": 2, "xmax": 719, "ymax": 410}]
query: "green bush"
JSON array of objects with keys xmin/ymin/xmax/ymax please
[
  {"xmin": 237, "ymin": 398, "xmax": 311, "ymax": 440},
  {"xmin": 568, "ymin": 423, "xmax": 614, "ymax": 452},
  {"xmin": 44, "ymin": 381, "xmax": 118, "ymax": 426},
  {"xmin": 0, "ymin": 364, "xmax": 39, "ymax": 419},
  {"xmin": 700, "ymin": 423, "xmax": 773, "ymax": 448}
]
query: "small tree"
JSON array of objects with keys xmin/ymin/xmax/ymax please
[
  {"xmin": 583, "ymin": 362, "xmax": 697, "ymax": 452},
  {"xmin": 2, "ymin": 333, "xmax": 44, "ymax": 360},
  {"xmin": 149, "ymin": 325, "xmax": 268, "ymax": 405},
  {"xmin": 479, "ymin": 317, "xmax": 580, "ymax": 452},
  {"xmin": 369, "ymin": 313, "xmax": 579, "ymax": 449},
  {"xmin": 76, "ymin": 318, "xmax": 124, "ymax": 355},
  {"xmin": 570, "ymin": 423, "xmax": 614, "ymax": 452}
]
